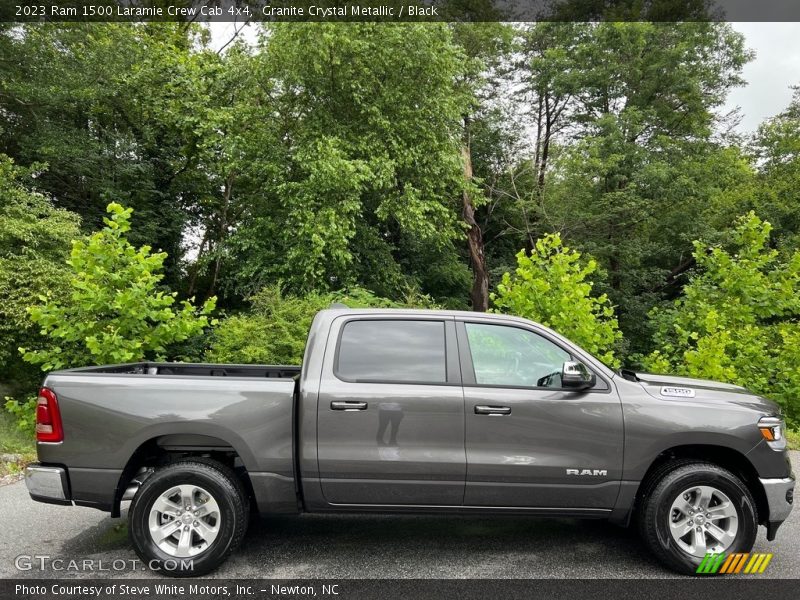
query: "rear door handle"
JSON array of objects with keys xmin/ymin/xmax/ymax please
[
  {"xmin": 474, "ymin": 405, "xmax": 511, "ymax": 416},
  {"xmin": 331, "ymin": 401, "xmax": 368, "ymax": 411}
]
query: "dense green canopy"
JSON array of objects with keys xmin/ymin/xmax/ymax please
[{"xmin": 1, "ymin": 22, "xmax": 799, "ymax": 425}]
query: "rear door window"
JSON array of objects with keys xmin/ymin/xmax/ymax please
[{"xmin": 336, "ymin": 320, "xmax": 447, "ymax": 384}]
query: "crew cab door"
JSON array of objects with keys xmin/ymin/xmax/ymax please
[
  {"xmin": 457, "ymin": 319, "xmax": 623, "ymax": 510},
  {"xmin": 316, "ymin": 315, "xmax": 466, "ymax": 506}
]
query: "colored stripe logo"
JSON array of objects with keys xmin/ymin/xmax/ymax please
[{"xmin": 696, "ymin": 553, "xmax": 773, "ymax": 574}]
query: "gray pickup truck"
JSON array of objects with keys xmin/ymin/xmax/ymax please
[{"xmin": 26, "ymin": 308, "xmax": 794, "ymax": 576}]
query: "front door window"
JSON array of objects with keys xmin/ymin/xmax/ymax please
[{"xmin": 465, "ymin": 322, "xmax": 570, "ymax": 388}]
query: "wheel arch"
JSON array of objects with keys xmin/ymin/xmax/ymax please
[
  {"xmin": 633, "ymin": 444, "xmax": 767, "ymax": 525},
  {"xmin": 111, "ymin": 434, "xmax": 255, "ymax": 517}
]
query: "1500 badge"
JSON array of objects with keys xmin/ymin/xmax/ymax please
[{"xmin": 661, "ymin": 386, "xmax": 696, "ymax": 398}]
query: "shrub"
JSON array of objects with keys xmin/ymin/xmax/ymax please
[
  {"xmin": 0, "ymin": 156, "xmax": 80, "ymax": 385},
  {"xmin": 3, "ymin": 396, "xmax": 36, "ymax": 434},
  {"xmin": 207, "ymin": 285, "xmax": 436, "ymax": 365},
  {"xmin": 491, "ymin": 234, "xmax": 622, "ymax": 368},
  {"xmin": 643, "ymin": 213, "xmax": 800, "ymax": 427},
  {"xmin": 20, "ymin": 202, "xmax": 216, "ymax": 371}
]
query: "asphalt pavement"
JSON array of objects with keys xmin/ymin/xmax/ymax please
[{"xmin": 1, "ymin": 453, "xmax": 798, "ymax": 579}]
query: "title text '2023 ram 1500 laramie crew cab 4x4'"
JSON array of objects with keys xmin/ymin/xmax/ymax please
[{"xmin": 25, "ymin": 309, "xmax": 794, "ymax": 576}]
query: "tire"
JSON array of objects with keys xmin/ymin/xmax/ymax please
[
  {"xmin": 637, "ymin": 461, "xmax": 757, "ymax": 575},
  {"xmin": 129, "ymin": 459, "xmax": 249, "ymax": 577}
]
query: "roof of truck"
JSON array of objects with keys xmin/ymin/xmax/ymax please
[{"xmin": 320, "ymin": 306, "xmax": 535, "ymax": 324}]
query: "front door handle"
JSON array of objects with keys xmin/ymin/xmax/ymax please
[
  {"xmin": 331, "ymin": 401, "xmax": 368, "ymax": 411},
  {"xmin": 474, "ymin": 405, "xmax": 511, "ymax": 416}
]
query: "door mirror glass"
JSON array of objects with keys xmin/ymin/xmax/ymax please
[{"xmin": 561, "ymin": 361, "xmax": 596, "ymax": 390}]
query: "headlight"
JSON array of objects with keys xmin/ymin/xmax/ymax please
[{"xmin": 758, "ymin": 416, "xmax": 783, "ymax": 442}]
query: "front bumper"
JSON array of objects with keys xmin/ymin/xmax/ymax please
[
  {"xmin": 25, "ymin": 464, "xmax": 71, "ymax": 506},
  {"xmin": 760, "ymin": 476, "xmax": 794, "ymax": 540}
]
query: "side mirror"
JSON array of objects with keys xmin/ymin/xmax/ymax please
[{"xmin": 561, "ymin": 361, "xmax": 596, "ymax": 390}]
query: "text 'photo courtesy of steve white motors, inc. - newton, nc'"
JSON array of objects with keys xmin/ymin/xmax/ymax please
[{"xmin": 14, "ymin": 582, "xmax": 336, "ymax": 598}]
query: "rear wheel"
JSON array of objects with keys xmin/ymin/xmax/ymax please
[
  {"xmin": 638, "ymin": 461, "xmax": 757, "ymax": 574},
  {"xmin": 129, "ymin": 459, "xmax": 249, "ymax": 577}
]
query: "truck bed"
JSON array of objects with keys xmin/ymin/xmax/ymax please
[
  {"xmin": 58, "ymin": 361, "xmax": 301, "ymax": 379},
  {"xmin": 38, "ymin": 361, "xmax": 301, "ymax": 514}
]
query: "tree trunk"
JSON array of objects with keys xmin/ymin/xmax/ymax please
[
  {"xmin": 536, "ymin": 92, "xmax": 551, "ymax": 193},
  {"xmin": 187, "ymin": 227, "xmax": 209, "ymax": 298},
  {"xmin": 207, "ymin": 172, "xmax": 235, "ymax": 300},
  {"xmin": 461, "ymin": 118, "xmax": 489, "ymax": 312}
]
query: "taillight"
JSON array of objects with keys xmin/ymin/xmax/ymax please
[{"xmin": 35, "ymin": 387, "xmax": 63, "ymax": 443}]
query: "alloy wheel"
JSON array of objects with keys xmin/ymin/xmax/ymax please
[
  {"xmin": 147, "ymin": 484, "xmax": 221, "ymax": 558},
  {"xmin": 668, "ymin": 485, "xmax": 738, "ymax": 558}
]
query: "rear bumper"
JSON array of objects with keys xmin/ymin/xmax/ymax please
[{"xmin": 25, "ymin": 463, "xmax": 71, "ymax": 506}]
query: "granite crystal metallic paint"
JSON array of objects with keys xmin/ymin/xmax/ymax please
[{"xmin": 25, "ymin": 308, "xmax": 795, "ymax": 558}]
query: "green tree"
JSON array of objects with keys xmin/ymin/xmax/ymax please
[
  {"xmin": 207, "ymin": 285, "xmax": 437, "ymax": 366},
  {"xmin": 476, "ymin": 23, "xmax": 593, "ymax": 290},
  {"xmin": 744, "ymin": 87, "xmax": 800, "ymax": 251},
  {"xmin": 643, "ymin": 213, "xmax": 800, "ymax": 426},
  {"xmin": 182, "ymin": 44, "xmax": 272, "ymax": 304},
  {"xmin": 0, "ymin": 23, "xmax": 215, "ymax": 288},
  {"xmin": 0, "ymin": 156, "xmax": 81, "ymax": 386},
  {"xmin": 491, "ymin": 234, "xmax": 622, "ymax": 368},
  {"xmin": 221, "ymin": 23, "xmax": 473, "ymax": 302},
  {"xmin": 21, "ymin": 203, "xmax": 216, "ymax": 371},
  {"xmin": 470, "ymin": 23, "xmax": 751, "ymax": 354},
  {"xmin": 449, "ymin": 18, "xmax": 514, "ymax": 310}
]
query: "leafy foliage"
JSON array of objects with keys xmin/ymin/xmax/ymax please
[
  {"xmin": 3, "ymin": 22, "xmax": 800, "ymax": 399},
  {"xmin": 0, "ymin": 156, "xmax": 81, "ymax": 385},
  {"xmin": 21, "ymin": 203, "xmax": 216, "ymax": 370},
  {"xmin": 0, "ymin": 24, "xmax": 216, "ymax": 286},
  {"xmin": 643, "ymin": 214, "xmax": 800, "ymax": 426},
  {"xmin": 738, "ymin": 87, "xmax": 800, "ymax": 252},
  {"xmin": 220, "ymin": 23, "xmax": 472, "ymax": 300},
  {"xmin": 207, "ymin": 286, "xmax": 437, "ymax": 366},
  {"xmin": 525, "ymin": 23, "xmax": 751, "ymax": 354},
  {"xmin": 491, "ymin": 234, "xmax": 622, "ymax": 368},
  {"xmin": 0, "ymin": 397, "xmax": 37, "ymax": 470},
  {"xmin": 3, "ymin": 396, "xmax": 36, "ymax": 434}
]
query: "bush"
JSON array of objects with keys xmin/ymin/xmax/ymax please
[
  {"xmin": 0, "ymin": 156, "xmax": 81, "ymax": 386},
  {"xmin": 3, "ymin": 396, "xmax": 36, "ymax": 434},
  {"xmin": 643, "ymin": 213, "xmax": 800, "ymax": 427},
  {"xmin": 0, "ymin": 399, "xmax": 36, "ymax": 463},
  {"xmin": 491, "ymin": 234, "xmax": 622, "ymax": 368},
  {"xmin": 207, "ymin": 285, "xmax": 437, "ymax": 365},
  {"xmin": 20, "ymin": 203, "xmax": 216, "ymax": 371}
]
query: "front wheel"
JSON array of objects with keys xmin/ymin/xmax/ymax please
[
  {"xmin": 128, "ymin": 459, "xmax": 249, "ymax": 577},
  {"xmin": 638, "ymin": 461, "xmax": 757, "ymax": 574}
]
